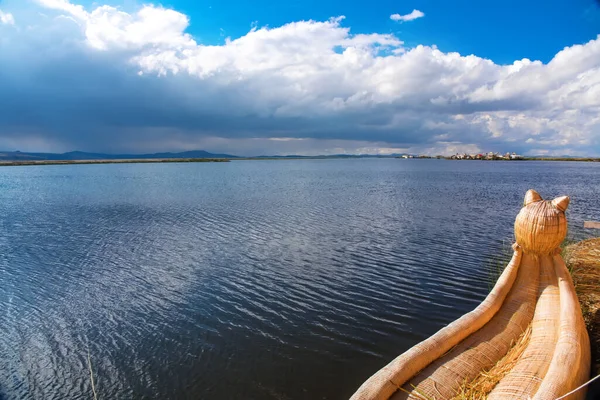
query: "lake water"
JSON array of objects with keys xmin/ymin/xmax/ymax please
[{"xmin": 0, "ymin": 159, "xmax": 599, "ymax": 400}]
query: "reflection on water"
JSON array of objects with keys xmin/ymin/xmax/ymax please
[{"xmin": 0, "ymin": 159, "xmax": 598, "ymax": 399}]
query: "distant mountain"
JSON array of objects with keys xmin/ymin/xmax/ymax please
[
  {"xmin": 0, "ymin": 150, "xmax": 238, "ymax": 161},
  {"xmin": 0, "ymin": 150, "xmax": 428, "ymax": 161}
]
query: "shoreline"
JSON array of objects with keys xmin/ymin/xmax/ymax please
[
  {"xmin": 1, "ymin": 157, "xmax": 599, "ymax": 167},
  {"xmin": 0, "ymin": 158, "xmax": 230, "ymax": 167},
  {"xmin": 443, "ymin": 157, "xmax": 600, "ymax": 162},
  {"xmin": 523, "ymin": 157, "xmax": 600, "ymax": 162}
]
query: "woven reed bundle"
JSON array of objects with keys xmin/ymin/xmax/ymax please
[
  {"xmin": 452, "ymin": 323, "xmax": 533, "ymax": 399},
  {"xmin": 532, "ymin": 254, "xmax": 590, "ymax": 400},
  {"xmin": 514, "ymin": 191, "xmax": 568, "ymax": 255},
  {"xmin": 350, "ymin": 190, "xmax": 591, "ymax": 400},
  {"xmin": 392, "ymin": 253, "xmax": 539, "ymax": 399},
  {"xmin": 349, "ymin": 248, "xmax": 523, "ymax": 400},
  {"xmin": 487, "ymin": 255, "xmax": 559, "ymax": 399}
]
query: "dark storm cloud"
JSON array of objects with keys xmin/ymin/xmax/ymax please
[{"xmin": 0, "ymin": 1, "xmax": 599, "ymax": 156}]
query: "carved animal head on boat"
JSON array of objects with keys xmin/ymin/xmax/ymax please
[{"xmin": 514, "ymin": 189, "xmax": 569, "ymax": 255}]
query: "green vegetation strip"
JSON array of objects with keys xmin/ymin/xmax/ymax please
[{"xmin": 0, "ymin": 158, "xmax": 230, "ymax": 167}]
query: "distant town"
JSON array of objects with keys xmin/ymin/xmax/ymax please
[
  {"xmin": 399, "ymin": 152, "xmax": 524, "ymax": 160},
  {"xmin": 449, "ymin": 151, "xmax": 524, "ymax": 160}
]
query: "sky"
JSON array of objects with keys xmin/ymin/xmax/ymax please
[{"xmin": 0, "ymin": 0, "xmax": 599, "ymax": 156}]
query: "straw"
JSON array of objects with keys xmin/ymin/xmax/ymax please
[
  {"xmin": 567, "ymin": 238, "xmax": 600, "ymax": 376},
  {"xmin": 451, "ymin": 323, "xmax": 532, "ymax": 400}
]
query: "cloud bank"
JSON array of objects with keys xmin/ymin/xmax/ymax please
[
  {"xmin": 390, "ymin": 10, "xmax": 425, "ymax": 22},
  {"xmin": 0, "ymin": 1, "xmax": 598, "ymax": 156}
]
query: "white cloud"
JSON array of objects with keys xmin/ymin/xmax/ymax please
[
  {"xmin": 390, "ymin": 10, "xmax": 425, "ymax": 22},
  {"xmin": 34, "ymin": 0, "xmax": 88, "ymax": 21},
  {"xmin": 0, "ymin": 9, "xmax": 15, "ymax": 25},
  {"xmin": 0, "ymin": 1, "xmax": 598, "ymax": 156}
]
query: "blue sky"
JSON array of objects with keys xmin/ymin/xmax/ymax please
[
  {"xmin": 165, "ymin": 0, "xmax": 600, "ymax": 63},
  {"xmin": 0, "ymin": 0, "xmax": 599, "ymax": 156},
  {"xmin": 72, "ymin": 0, "xmax": 600, "ymax": 63}
]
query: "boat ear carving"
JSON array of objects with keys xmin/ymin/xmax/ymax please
[
  {"xmin": 552, "ymin": 196, "xmax": 570, "ymax": 212},
  {"xmin": 515, "ymin": 190, "xmax": 568, "ymax": 254},
  {"xmin": 524, "ymin": 189, "xmax": 543, "ymax": 206}
]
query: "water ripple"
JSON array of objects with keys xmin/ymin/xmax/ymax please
[{"xmin": 0, "ymin": 160, "xmax": 598, "ymax": 399}]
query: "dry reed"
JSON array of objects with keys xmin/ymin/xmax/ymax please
[
  {"xmin": 87, "ymin": 349, "xmax": 98, "ymax": 400},
  {"xmin": 451, "ymin": 324, "xmax": 532, "ymax": 400},
  {"xmin": 566, "ymin": 238, "xmax": 600, "ymax": 376}
]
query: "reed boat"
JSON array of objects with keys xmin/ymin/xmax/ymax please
[{"xmin": 351, "ymin": 190, "xmax": 591, "ymax": 400}]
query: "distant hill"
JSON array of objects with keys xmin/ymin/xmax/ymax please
[
  {"xmin": 253, "ymin": 153, "xmax": 406, "ymax": 159},
  {"xmin": 0, "ymin": 150, "xmax": 238, "ymax": 161}
]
